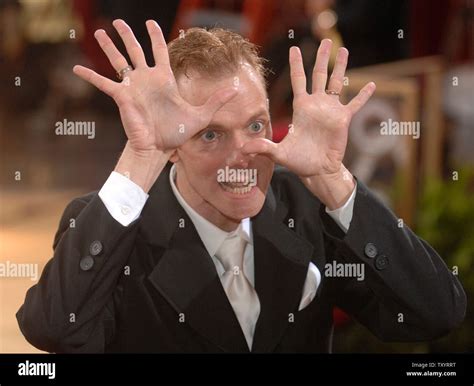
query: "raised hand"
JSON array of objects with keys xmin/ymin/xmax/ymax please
[
  {"xmin": 73, "ymin": 19, "xmax": 237, "ymax": 153},
  {"xmin": 242, "ymin": 39, "xmax": 375, "ymax": 179}
]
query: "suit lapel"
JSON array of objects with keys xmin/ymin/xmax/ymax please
[
  {"xmin": 141, "ymin": 163, "xmax": 249, "ymax": 352},
  {"xmin": 251, "ymin": 187, "xmax": 320, "ymax": 353},
  {"xmin": 139, "ymin": 163, "xmax": 324, "ymax": 353}
]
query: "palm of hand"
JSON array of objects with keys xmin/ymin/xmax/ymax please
[
  {"xmin": 73, "ymin": 19, "xmax": 236, "ymax": 153},
  {"xmin": 242, "ymin": 41, "xmax": 375, "ymax": 178}
]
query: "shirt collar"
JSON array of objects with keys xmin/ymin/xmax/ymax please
[{"xmin": 169, "ymin": 164, "xmax": 252, "ymax": 257}]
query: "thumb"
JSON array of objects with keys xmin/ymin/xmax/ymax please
[
  {"xmin": 241, "ymin": 138, "xmax": 285, "ymax": 164},
  {"xmin": 199, "ymin": 87, "xmax": 237, "ymax": 122}
]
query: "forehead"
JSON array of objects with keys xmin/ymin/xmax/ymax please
[{"xmin": 176, "ymin": 64, "xmax": 269, "ymax": 125}]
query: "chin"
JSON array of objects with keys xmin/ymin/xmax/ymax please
[{"xmin": 226, "ymin": 204, "xmax": 263, "ymax": 221}]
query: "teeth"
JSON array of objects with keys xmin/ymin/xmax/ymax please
[
  {"xmin": 223, "ymin": 179, "xmax": 249, "ymax": 186},
  {"xmin": 222, "ymin": 181, "xmax": 249, "ymax": 187},
  {"xmin": 220, "ymin": 182, "xmax": 253, "ymax": 194}
]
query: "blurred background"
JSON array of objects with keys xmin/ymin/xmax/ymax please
[{"xmin": 0, "ymin": 0, "xmax": 472, "ymax": 353}]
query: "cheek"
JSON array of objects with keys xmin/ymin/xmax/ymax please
[
  {"xmin": 179, "ymin": 146, "xmax": 218, "ymax": 172},
  {"xmin": 181, "ymin": 153, "xmax": 223, "ymax": 188}
]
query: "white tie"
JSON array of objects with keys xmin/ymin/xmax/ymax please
[{"xmin": 215, "ymin": 235, "xmax": 260, "ymax": 350}]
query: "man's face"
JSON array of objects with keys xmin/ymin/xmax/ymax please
[{"xmin": 171, "ymin": 64, "xmax": 274, "ymax": 231}]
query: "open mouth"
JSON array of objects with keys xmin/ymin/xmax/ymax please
[{"xmin": 219, "ymin": 181, "xmax": 254, "ymax": 194}]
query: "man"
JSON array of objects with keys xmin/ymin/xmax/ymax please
[{"xmin": 17, "ymin": 20, "xmax": 466, "ymax": 353}]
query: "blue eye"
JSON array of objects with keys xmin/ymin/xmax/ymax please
[
  {"xmin": 201, "ymin": 130, "xmax": 217, "ymax": 142},
  {"xmin": 249, "ymin": 121, "xmax": 264, "ymax": 133}
]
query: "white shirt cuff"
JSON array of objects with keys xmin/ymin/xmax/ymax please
[
  {"xmin": 325, "ymin": 182, "xmax": 357, "ymax": 233},
  {"xmin": 98, "ymin": 171, "xmax": 149, "ymax": 226}
]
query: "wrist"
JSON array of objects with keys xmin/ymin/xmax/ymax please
[
  {"xmin": 301, "ymin": 165, "xmax": 355, "ymax": 210},
  {"xmin": 114, "ymin": 142, "xmax": 171, "ymax": 193}
]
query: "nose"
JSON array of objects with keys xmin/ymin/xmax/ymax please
[{"xmin": 225, "ymin": 132, "xmax": 251, "ymax": 168}]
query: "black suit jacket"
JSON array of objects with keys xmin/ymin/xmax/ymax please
[{"xmin": 17, "ymin": 164, "xmax": 466, "ymax": 353}]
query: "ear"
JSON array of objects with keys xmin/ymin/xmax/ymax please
[{"xmin": 169, "ymin": 149, "xmax": 179, "ymax": 163}]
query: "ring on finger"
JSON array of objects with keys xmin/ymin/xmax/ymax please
[
  {"xmin": 325, "ymin": 89, "xmax": 340, "ymax": 96},
  {"xmin": 117, "ymin": 65, "xmax": 133, "ymax": 80}
]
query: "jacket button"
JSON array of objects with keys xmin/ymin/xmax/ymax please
[
  {"xmin": 80, "ymin": 256, "xmax": 94, "ymax": 271},
  {"xmin": 89, "ymin": 240, "xmax": 103, "ymax": 256},
  {"xmin": 375, "ymin": 255, "xmax": 389, "ymax": 270},
  {"xmin": 364, "ymin": 243, "xmax": 378, "ymax": 258}
]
